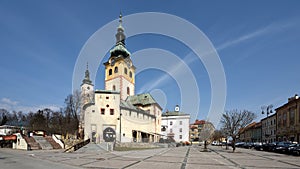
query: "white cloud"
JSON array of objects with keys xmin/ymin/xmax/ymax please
[
  {"xmin": 1, "ymin": 98, "xmax": 18, "ymax": 106},
  {"xmin": 0, "ymin": 97, "xmax": 61, "ymax": 113},
  {"xmin": 217, "ymin": 21, "xmax": 295, "ymax": 51}
]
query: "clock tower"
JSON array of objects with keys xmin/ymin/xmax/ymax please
[{"xmin": 104, "ymin": 13, "xmax": 135, "ymax": 100}]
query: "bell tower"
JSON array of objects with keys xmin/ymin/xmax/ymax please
[
  {"xmin": 104, "ymin": 13, "xmax": 135, "ymax": 100},
  {"xmin": 79, "ymin": 63, "xmax": 94, "ymax": 136},
  {"xmin": 81, "ymin": 63, "xmax": 94, "ymax": 105}
]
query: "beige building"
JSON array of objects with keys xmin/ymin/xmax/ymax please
[
  {"xmin": 80, "ymin": 14, "xmax": 162, "ymax": 143},
  {"xmin": 189, "ymin": 120, "xmax": 214, "ymax": 142},
  {"xmin": 261, "ymin": 113, "xmax": 276, "ymax": 143},
  {"xmin": 276, "ymin": 94, "xmax": 300, "ymax": 142}
]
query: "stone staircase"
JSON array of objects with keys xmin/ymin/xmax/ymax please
[
  {"xmin": 23, "ymin": 136, "xmax": 41, "ymax": 150},
  {"xmin": 32, "ymin": 136, "xmax": 53, "ymax": 150},
  {"xmin": 45, "ymin": 136, "xmax": 62, "ymax": 149}
]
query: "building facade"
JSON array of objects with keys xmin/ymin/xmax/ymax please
[
  {"xmin": 276, "ymin": 94, "xmax": 300, "ymax": 142},
  {"xmin": 238, "ymin": 122, "xmax": 262, "ymax": 143},
  {"xmin": 189, "ymin": 120, "xmax": 214, "ymax": 142},
  {"xmin": 81, "ymin": 14, "xmax": 162, "ymax": 143},
  {"xmin": 161, "ymin": 106, "xmax": 190, "ymax": 142},
  {"xmin": 261, "ymin": 113, "xmax": 276, "ymax": 143}
]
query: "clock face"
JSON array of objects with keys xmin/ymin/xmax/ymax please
[
  {"xmin": 175, "ymin": 106, "xmax": 180, "ymax": 112},
  {"xmin": 87, "ymin": 86, "xmax": 90, "ymax": 90}
]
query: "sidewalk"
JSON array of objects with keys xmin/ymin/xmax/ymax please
[{"xmin": 2, "ymin": 145, "xmax": 300, "ymax": 169}]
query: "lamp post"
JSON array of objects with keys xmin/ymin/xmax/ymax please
[{"xmin": 261, "ymin": 105, "xmax": 273, "ymax": 143}]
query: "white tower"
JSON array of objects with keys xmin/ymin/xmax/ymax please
[{"xmin": 79, "ymin": 63, "xmax": 94, "ymax": 134}]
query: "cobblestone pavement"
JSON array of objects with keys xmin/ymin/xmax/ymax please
[{"xmin": 1, "ymin": 145, "xmax": 300, "ymax": 169}]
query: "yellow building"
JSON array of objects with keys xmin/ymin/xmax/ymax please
[{"xmin": 80, "ymin": 14, "xmax": 162, "ymax": 143}]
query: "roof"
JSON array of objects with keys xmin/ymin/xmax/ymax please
[
  {"xmin": 275, "ymin": 95, "xmax": 300, "ymax": 111},
  {"xmin": 261, "ymin": 113, "xmax": 276, "ymax": 121},
  {"xmin": 162, "ymin": 111, "xmax": 190, "ymax": 117},
  {"xmin": 193, "ymin": 120, "xmax": 206, "ymax": 125},
  {"xmin": 126, "ymin": 93, "xmax": 158, "ymax": 106},
  {"xmin": 95, "ymin": 90, "xmax": 120, "ymax": 94},
  {"xmin": 120, "ymin": 100, "xmax": 138, "ymax": 110},
  {"xmin": 120, "ymin": 100, "xmax": 156, "ymax": 118}
]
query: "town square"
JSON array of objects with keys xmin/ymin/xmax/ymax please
[{"xmin": 1, "ymin": 1, "xmax": 300, "ymax": 169}]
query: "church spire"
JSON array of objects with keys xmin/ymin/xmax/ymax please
[
  {"xmin": 116, "ymin": 12, "xmax": 125, "ymax": 46},
  {"xmin": 110, "ymin": 13, "xmax": 131, "ymax": 58},
  {"xmin": 82, "ymin": 62, "xmax": 92, "ymax": 85}
]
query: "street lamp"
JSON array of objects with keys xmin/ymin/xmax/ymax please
[{"xmin": 261, "ymin": 105, "xmax": 273, "ymax": 143}]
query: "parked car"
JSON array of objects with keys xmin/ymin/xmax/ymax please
[
  {"xmin": 234, "ymin": 142, "xmax": 244, "ymax": 148},
  {"xmin": 211, "ymin": 141, "xmax": 220, "ymax": 146},
  {"xmin": 254, "ymin": 142, "xmax": 263, "ymax": 151},
  {"xmin": 262, "ymin": 142, "xmax": 279, "ymax": 152},
  {"xmin": 274, "ymin": 142, "xmax": 292, "ymax": 153},
  {"xmin": 288, "ymin": 144, "xmax": 300, "ymax": 155},
  {"xmin": 243, "ymin": 142, "xmax": 255, "ymax": 149},
  {"xmin": 292, "ymin": 146, "xmax": 300, "ymax": 156}
]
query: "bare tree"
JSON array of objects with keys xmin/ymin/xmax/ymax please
[
  {"xmin": 0, "ymin": 109, "xmax": 9, "ymax": 125},
  {"xmin": 199, "ymin": 122, "xmax": 215, "ymax": 151},
  {"xmin": 212, "ymin": 130, "xmax": 224, "ymax": 143},
  {"xmin": 64, "ymin": 90, "xmax": 81, "ymax": 136},
  {"xmin": 220, "ymin": 109, "xmax": 256, "ymax": 152}
]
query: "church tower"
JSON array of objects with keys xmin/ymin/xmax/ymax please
[
  {"xmin": 79, "ymin": 63, "xmax": 94, "ymax": 136},
  {"xmin": 104, "ymin": 13, "xmax": 135, "ymax": 100},
  {"xmin": 81, "ymin": 63, "xmax": 94, "ymax": 105}
]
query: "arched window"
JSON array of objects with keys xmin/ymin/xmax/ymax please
[
  {"xmin": 112, "ymin": 85, "xmax": 116, "ymax": 91},
  {"xmin": 109, "ymin": 69, "xmax": 112, "ymax": 75},
  {"xmin": 129, "ymin": 71, "xmax": 132, "ymax": 78},
  {"xmin": 127, "ymin": 87, "xmax": 130, "ymax": 95},
  {"xmin": 124, "ymin": 68, "xmax": 128, "ymax": 74},
  {"xmin": 114, "ymin": 66, "xmax": 118, "ymax": 73}
]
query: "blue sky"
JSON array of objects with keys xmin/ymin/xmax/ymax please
[{"xmin": 0, "ymin": 0, "xmax": 300, "ymax": 123}]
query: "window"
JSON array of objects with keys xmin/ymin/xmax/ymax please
[
  {"xmin": 114, "ymin": 67, "xmax": 118, "ymax": 73},
  {"xmin": 112, "ymin": 85, "xmax": 116, "ymax": 91},
  {"xmin": 283, "ymin": 112, "xmax": 287, "ymax": 126},
  {"xmin": 170, "ymin": 121, "xmax": 173, "ymax": 125},
  {"xmin": 180, "ymin": 121, "xmax": 182, "ymax": 125},
  {"xmin": 179, "ymin": 128, "xmax": 182, "ymax": 132},
  {"xmin": 290, "ymin": 109, "xmax": 295, "ymax": 125},
  {"xmin": 127, "ymin": 87, "xmax": 130, "ymax": 95},
  {"xmin": 299, "ymin": 107, "xmax": 300, "ymax": 123},
  {"xmin": 124, "ymin": 68, "xmax": 128, "ymax": 74},
  {"xmin": 106, "ymin": 96, "xmax": 109, "ymax": 99},
  {"xmin": 109, "ymin": 69, "xmax": 112, "ymax": 75},
  {"xmin": 179, "ymin": 135, "xmax": 182, "ymax": 139},
  {"xmin": 110, "ymin": 109, "xmax": 114, "ymax": 115},
  {"xmin": 278, "ymin": 114, "xmax": 282, "ymax": 127},
  {"xmin": 129, "ymin": 71, "xmax": 132, "ymax": 78},
  {"xmin": 101, "ymin": 108, "xmax": 105, "ymax": 115},
  {"xmin": 170, "ymin": 129, "xmax": 173, "ymax": 133}
]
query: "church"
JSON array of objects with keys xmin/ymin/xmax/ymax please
[{"xmin": 79, "ymin": 14, "xmax": 162, "ymax": 143}]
